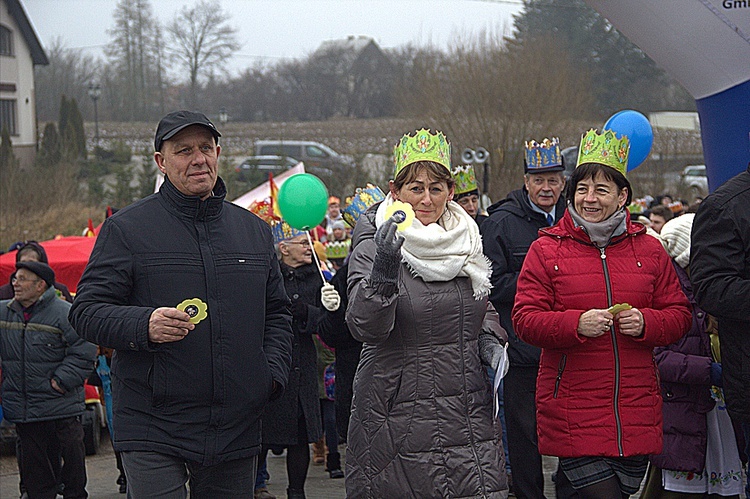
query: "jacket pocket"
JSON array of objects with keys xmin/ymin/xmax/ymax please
[
  {"xmin": 553, "ymin": 354, "xmax": 567, "ymax": 399},
  {"xmin": 149, "ymin": 358, "xmax": 168, "ymax": 409}
]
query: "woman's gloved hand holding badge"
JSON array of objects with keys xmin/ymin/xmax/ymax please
[{"xmin": 370, "ymin": 217, "xmax": 405, "ymax": 294}]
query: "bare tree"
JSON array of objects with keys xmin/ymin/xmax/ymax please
[
  {"xmin": 395, "ymin": 33, "xmax": 593, "ymax": 201},
  {"xmin": 106, "ymin": 0, "xmax": 162, "ymax": 120},
  {"xmin": 34, "ymin": 38, "xmax": 99, "ymax": 122},
  {"xmin": 166, "ymin": 0, "xmax": 240, "ymax": 109}
]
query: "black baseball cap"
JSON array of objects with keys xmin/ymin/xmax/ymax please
[
  {"xmin": 16, "ymin": 261, "xmax": 55, "ymax": 289},
  {"xmin": 154, "ymin": 111, "xmax": 221, "ymax": 152}
]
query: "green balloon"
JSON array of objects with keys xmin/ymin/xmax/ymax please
[{"xmin": 278, "ymin": 174, "xmax": 329, "ymax": 230}]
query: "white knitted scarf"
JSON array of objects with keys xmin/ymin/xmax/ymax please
[{"xmin": 375, "ymin": 194, "xmax": 492, "ymax": 299}]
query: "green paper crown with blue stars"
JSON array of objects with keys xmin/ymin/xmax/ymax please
[
  {"xmin": 524, "ymin": 137, "xmax": 563, "ymax": 173},
  {"xmin": 451, "ymin": 164, "xmax": 479, "ymax": 195},
  {"xmin": 577, "ymin": 129, "xmax": 630, "ymax": 176},
  {"xmin": 393, "ymin": 128, "xmax": 451, "ymax": 177},
  {"xmin": 342, "ymin": 184, "xmax": 386, "ymax": 228}
]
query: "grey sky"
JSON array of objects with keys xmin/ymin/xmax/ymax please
[{"xmin": 22, "ymin": 0, "xmax": 522, "ymax": 76}]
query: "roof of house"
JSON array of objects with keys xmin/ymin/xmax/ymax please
[{"xmin": 3, "ymin": 0, "xmax": 48, "ymax": 65}]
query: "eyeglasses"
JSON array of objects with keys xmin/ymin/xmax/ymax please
[
  {"xmin": 12, "ymin": 275, "xmax": 41, "ymax": 284},
  {"xmin": 286, "ymin": 241, "xmax": 311, "ymax": 248}
]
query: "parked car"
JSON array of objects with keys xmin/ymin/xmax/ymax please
[
  {"xmin": 680, "ymin": 164, "xmax": 708, "ymax": 197},
  {"xmin": 235, "ymin": 155, "xmax": 299, "ymax": 182},
  {"xmin": 254, "ymin": 140, "xmax": 354, "ymax": 174}
]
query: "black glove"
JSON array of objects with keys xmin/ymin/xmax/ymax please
[
  {"xmin": 370, "ymin": 217, "xmax": 404, "ymax": 294},
  {"xmin": 478, "ymin": 333, "xmax": 504, "ymax": 371},
  {"xmin": 290, "ymin": 301, "xmax": 308, "ymax": 323}
]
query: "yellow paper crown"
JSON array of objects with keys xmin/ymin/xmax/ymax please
[
  {"xmin": 393, "ymin": 128, "xmax": 451, "ymax": 177},
  {"xmin": 577, "ymin": 129, "xmax": 630, "ymax": 176}
]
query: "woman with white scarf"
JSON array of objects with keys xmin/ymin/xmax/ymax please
[{"xmin": 344, "ymin": 129, "xmax": 508, "ymax": 498}]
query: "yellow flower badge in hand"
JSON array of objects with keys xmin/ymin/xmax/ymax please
[
  {"xmin": 384, "ymin": 201, "xmax": 415, "ymax": 231},
  {"xmin": 177, "ymin": 298, "xmax": 208, "ymax": 325}
]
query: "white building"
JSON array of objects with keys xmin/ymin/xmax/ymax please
[{"xmin": 0, "ymin": 0, "xmax": 48, "ymax": 167}]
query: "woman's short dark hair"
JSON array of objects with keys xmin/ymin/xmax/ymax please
[
  {"xmin": 392, "ymin": 161, "xmax": 454, "ymax": 191},
  {"xmin": 567, "ymin": 163, "xmax": 633, "ymax": 205}
]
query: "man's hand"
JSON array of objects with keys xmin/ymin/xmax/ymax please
[
  {"xmin": 50, "ymin": 378, "xmax": 65, "ymax": 394},
  {"xmin": 321, "ymin": 283, "xmax": 341, "ymax": 312},
  {"xmin": 149, "ymin": 307, "xmax": 194, "ymax": 343},
  {"xmin": 577, "ymin": 309, "xmax": 614, "ymax": 338}
]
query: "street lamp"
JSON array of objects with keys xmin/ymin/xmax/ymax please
[
  {"xmin": 87, "ymin": 82, "xmax": 101, "ymax": 147},
  {"xmin": 218, "ymin": 107, "xmax": 228, "ymax": 125}
]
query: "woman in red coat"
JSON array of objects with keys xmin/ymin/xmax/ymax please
[{"xmin": 512, "ymin": 129, "xmax": 691, "ymax": 498}]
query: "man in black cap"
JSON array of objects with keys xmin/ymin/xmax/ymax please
[
  {"xmin": 0, "ymin": 261, "xmax": 96, "ymax": 499},
  {"xmin": 70, "ymin": 111, "xmax": 294, "ymax": 497},
  {"xmin": 481, "ymin": 138, "xmax": 567, "ymax": 498}
]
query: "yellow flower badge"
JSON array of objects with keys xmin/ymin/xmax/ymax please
[
  {"xmin": 176, "ymin": 298, "xmax": 208, "ymax": 325},
  {"xmin": 384, "ymin": 200, "xmax": 415, "ymax": 232}
]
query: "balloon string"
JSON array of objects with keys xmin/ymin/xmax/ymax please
[{"xmin": 306, "ymin": 231, "xmax": 327, "ymax": 284}]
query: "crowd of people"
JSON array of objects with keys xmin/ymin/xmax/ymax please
[{"xmin": 0, "ymin": 110, "xmax": 748, "ymax": 499}]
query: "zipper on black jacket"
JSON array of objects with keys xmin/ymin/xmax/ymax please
[
  {"xmin": 553, "ymin": 354, "xmax": 567, "ymax": 398},
  {"xmin": 600, "ymin": 246, "xmax": 624, "ymax": 456}
]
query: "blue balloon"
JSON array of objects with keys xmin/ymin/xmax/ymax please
[{"xmin": 603, "ymin": 110, "xmax": 653, "ymax": 171}]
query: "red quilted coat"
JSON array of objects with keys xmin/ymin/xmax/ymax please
[{"xmin": 512, "ymin": 209, "xmax": 691, "ymax": 458}]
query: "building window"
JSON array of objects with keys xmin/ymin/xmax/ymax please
[
  {"xmin": 0, "ymin": 99, "xmax": 17, "ymax": 136},
  {"xmin": 0, "ymin": 26, "xmax": 13, "ymax": 56}
]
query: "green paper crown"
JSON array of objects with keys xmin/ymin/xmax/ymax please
[
  {"xmin": 325, "ymin": 240, "xmax": 350, "ymax": 260},
  {"xmin": 393, "ymin": 128, "xmax": 451, "ymax": 177},
  {"xmin": 577, "ymin": 129, "xmax": 630, "ymax": 176},
  {"xmin": 451, "ymin": 164, "xmax": 478, "ymax": 195}
]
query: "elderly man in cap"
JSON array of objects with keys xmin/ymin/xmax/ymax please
[
  {"xmin": 0, "ymin": 261, "xmax": 96, "ymax": 499},
  {"xmin": 70, "ymin": 110, "xmax": 294, "ymax": 498},
  {"xmin": 482, "ymin": 137, "xmax": 567, "ymax": 498}
]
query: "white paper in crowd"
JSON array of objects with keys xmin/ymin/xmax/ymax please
[{"xmin": 493, "ymin": 343, "xmax": 509, "ymax": 418}]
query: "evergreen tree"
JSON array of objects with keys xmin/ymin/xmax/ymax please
[
  {"xmin": 37, "ymin": 122, "xmax": 62, "ymax": 167},
  {"xmin": 0, "ymin": 126, "xmax": 18, "ymax": 171},
  {"xmin": 59, "ymin": 95, "xmax": 70, "ymax": 137},
  {"xmin": 69, "ymin": 98, "xmax": 87, "ymax": 159}
]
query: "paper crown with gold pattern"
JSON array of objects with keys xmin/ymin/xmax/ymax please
[
  {"xmin": 393, "ymin": 128, "xmax": 451, "ymax": 177},
  {"xmin": 270, "ymin": 220, "xmax": 306, "ymax": 245},
  {"xmin": 451, "ymin": 164, "xmax": 479, "ymax": 196},
  {"xmin": 342, "ymin": 184, "xmax": 386, "ymax": 228},
  {"xmin": 524, "ymin": 137, "xmax": 563, "ymax": 173},
  {"xmin": 325, "ymin": 240, "xmax": 351, "ymax": 260},
  {"xmin": 577, "ymin": 129, "xmax": 630, "ymax": 176}
]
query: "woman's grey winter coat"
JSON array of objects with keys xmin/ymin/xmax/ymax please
[{"xmin": 345, "ymin": 208, "xmax": 508, "ymax": 498}]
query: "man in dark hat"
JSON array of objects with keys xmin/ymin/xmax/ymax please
[
  {"xmin": 70, "ymin": 110, "xmax": 294, "ymax": 497},
  {"xmin": 482, "ymin": 137, "xmax": 567, "ymax": 498},
  {"xmin": 0, "ymin": 262, "xmax": 96, "ymax": 499}
]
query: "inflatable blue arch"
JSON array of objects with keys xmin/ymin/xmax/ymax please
[{"xmin": 586, "ymin": 0, "xmax": 750, "ymax": 191}]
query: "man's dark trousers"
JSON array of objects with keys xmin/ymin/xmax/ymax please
[
  {"xmin": 16, "ymin": 416, "xmax": 87, "ymax": 499},
  {"xmin": 504, "ymin": 365, "xmax": 546, "ymax": 498}
]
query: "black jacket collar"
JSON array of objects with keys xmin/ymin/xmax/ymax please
[{"xmin": 159, "ymin": 175, "xmax": 226, "ymax": 221}]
